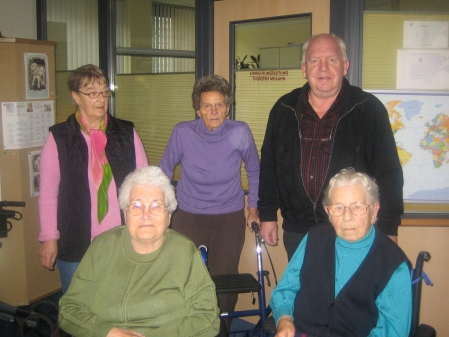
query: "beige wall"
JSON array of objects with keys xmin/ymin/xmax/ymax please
[{"xmin": 398, "ymin": 225, "xmax": 449, "ymax": 334}]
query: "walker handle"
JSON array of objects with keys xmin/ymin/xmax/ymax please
[{"xmin": 251, "ymin": 222, "xmax": 259, "ymax": 234}]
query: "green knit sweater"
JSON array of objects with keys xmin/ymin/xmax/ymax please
[{"xmin": 59, "ymin": 227, "xmax": 220, "ymax": 337}]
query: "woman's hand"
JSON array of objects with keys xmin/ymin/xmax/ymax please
[
  {"xmin": 275, "ymin": 316, "xmax": 295, "ymax": 337},
  {"xmin": 246, "ymin": 207, "xmax": 260, "ymax": 231},
  {"xmin": 39, "ymin": 240, "xmax": 58, "ymax": 270},
  {"xmin": 107, "ymin": 328, "xmax": 145, "ymax": 337}
]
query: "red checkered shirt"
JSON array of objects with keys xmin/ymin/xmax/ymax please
[{"xmin": 298, "ymin": 88, "xmax": 344, "ymax": 203}]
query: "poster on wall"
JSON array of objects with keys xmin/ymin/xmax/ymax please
[
  {"xmin": 28, "ymin": 150, "xmax": 41, "ymax": 197},
  {"xmin": 24, "ymin": 53, "xmax": 50, "ymax": 99}
]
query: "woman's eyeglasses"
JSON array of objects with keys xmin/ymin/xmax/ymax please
[
  {"xmin": 201, "ymin": 103, "xmax": 227, "ymax": 112},
  {"xmin": 326, "ymin": 202, "xmax": 371, "ymax": 217},
  {"xmin": 76, "ymin": 89, "xmax": 113, "ymax": 99},
  {"xmin": 127, "ymin": 202, "xmax": 166, "ymax": 216}
]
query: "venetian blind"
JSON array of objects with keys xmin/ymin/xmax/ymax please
[
  {"xmin": 152, "ymin": 3, "xmax": 195, "ymax": 73},
  {"xmin": 55, "ymin": 71, "xmax": 75, "ymax": 123},
  {"xmin": 47, "ymin": 0, "xmax": 99, "ymax": 70},
  {"xmin": 234, "ymin": 69, "xmax": 306, "ymax": 188},
  {"xmin": 115, "ymin": 73, "xmax": 195, "ymax": 179}
]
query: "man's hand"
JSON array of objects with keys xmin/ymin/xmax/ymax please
[
  {"xmin": 260, "ymin": 221, "xmax": 278, "ymax": 245},
  {"xmin": 39, "ymin": 240, "xmax": 57, "ymax": 270},
  {"xmin": 107, "ymin": 328, "xmax": 145, "ymax": 337},
  {"xmin": 246, "ymin": 207, "xmax": 260, "ymax": 231},
  {"xmin": 275, "ymin": 316, "xmax": 295, "ymax": 337}
]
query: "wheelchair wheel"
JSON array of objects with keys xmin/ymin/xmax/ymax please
[
  {"xmin": 20, "ymin": 312, "xmax": 56, "ymax": 337},
  {"xmin": 31, "ymin": 300, "xmax": 59, "ymax": 325}
]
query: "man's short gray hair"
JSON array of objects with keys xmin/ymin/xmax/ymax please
[
  {"xmin": 323, "ymin": 168, "xmax": 379, "ymax": 206},
  {"xmin": 301, "ymin": 33, "xmax": 348, "ymax": 64},
  {"xmin": 119, "ymin": 166, "xmax": 177, "ymax": 214}
]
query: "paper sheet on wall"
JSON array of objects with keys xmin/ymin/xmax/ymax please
[
  {"xmin": 403, "ymin": 21, "xmax": 449, "ymax": 49},
  {"xmin": 396, "ymin": 49, "xmax": 449, "ymax": 90},
  {"xmin": 1, "ymin": 101, "xmax": 54, "ymax": 150}
]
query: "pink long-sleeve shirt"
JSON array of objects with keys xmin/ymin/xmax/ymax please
[{"xmin": 38, "ymin": 129, "xmax": 148, "ymax": 242}]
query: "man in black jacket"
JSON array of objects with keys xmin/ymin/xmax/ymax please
[{"xmin": 258, "ymin": 33, "xmax": 403, "ymax": 260}]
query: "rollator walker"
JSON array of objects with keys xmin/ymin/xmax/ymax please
[{"xmin": 201, "ymin": 222, "xmax": 274, "ymax": 337}]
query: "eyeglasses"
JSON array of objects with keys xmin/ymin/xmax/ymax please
[
  {"xmin": 299, "ymin": 114, "xmax": 335, "ymax": 142},
  {"xmin": 326, "ymin": 202, "xmax": 372, "ymax": 217},
  {"xmin": 299, "ymin": 133, "xmax": 332, "ymax": 142},
  {"xmin": 127, "ymin": 202, "xmax": 166, "ymax": 216},
  {"xmin": 76, "ymin": 89, "xmax": 113, "ymax": 99},
  {"xmin": 201, "ymin": 103, "xmax": 227, "ymax": 112}
]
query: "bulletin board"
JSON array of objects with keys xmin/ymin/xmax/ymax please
[{"xmin": 362, "ymin": 12, "xmax": 449, "ymax": 89}]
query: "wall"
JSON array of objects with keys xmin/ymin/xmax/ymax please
[
  {"xmin": 398, "ymin": 226, "xmax": 449, "ymax": 334},
  {"xmin": 0, "ymin": 0, "xmax": 36, "ymax": 39}
]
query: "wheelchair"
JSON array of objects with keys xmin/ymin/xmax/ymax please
[
  {"xmin": 263, "ymin": 251, "xmax": 436, "ymax": 337},
  {"xmin": 201, "ymin": 222, "xmax": 274, "ymax": 337},
  {"xmin": 0, "ymin": 299, "xmax": 59, "ymax": 337}
]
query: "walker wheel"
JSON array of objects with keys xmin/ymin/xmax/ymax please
[{"xmin": 20, "ymin": 312, "xmax": 56, "ymax": 337}]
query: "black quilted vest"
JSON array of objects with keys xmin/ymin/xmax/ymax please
[
  {"xmin": 294, "ymin": 224, "xmax": 409, "ymax": 337},
  {"xmin": 50, "ymin": 113, "xmax": 136, "ymax": 262}
]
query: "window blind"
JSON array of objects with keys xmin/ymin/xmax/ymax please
[
  {"xmin": 115, "ymin": 73, "xmax": 195, "ymax": 179},
  {"xmin": 234, "ymin": 69, "xmax": 306, "ymax": 188},
  {"xmin": 152, "ymin": 3, "xmax": 195, "ymax": 73},
  {"xmin": 47, "ymin": 0, "xmax": 99, "ymax": 70}
]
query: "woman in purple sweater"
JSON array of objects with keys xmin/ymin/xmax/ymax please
[{"xmin": 159, "ymin": 74, "xmax": 260, "ymax": 336}]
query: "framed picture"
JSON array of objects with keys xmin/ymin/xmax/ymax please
[
  {"xmin": 28, "ymin": 150, "xmax": 41, "ymax": 197},
  {"xmin": 24, "ymin": 53, "xmax": 50, "ymax": 99}
]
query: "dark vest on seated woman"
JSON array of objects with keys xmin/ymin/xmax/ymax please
[{"xmin": 294, "ymin": 224, "xmax": 410, "ymax": 337}]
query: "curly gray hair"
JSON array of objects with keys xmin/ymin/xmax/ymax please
[
  {"xmin": 119, "ymin": 166, "xmax": 177, "ymax": 214},
  {"xmin": 191, "ymin": 74, "xmax": 234, "ymax": 111}
]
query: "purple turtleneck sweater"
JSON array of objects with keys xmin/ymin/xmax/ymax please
[{"xmin": 160, "ymin": 118, "xmax": 260, "ymax": 214}]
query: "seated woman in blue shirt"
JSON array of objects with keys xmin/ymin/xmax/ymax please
[{"xmin": 270, "ymin": 168, "xmax": 412, "ymax": 337}]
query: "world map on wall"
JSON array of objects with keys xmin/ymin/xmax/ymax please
[{"xmin": 374, "ymin": 93, "xmax": 449, "ymax": 203}]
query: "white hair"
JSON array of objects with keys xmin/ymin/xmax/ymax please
[
  {"xmin": 323, "ymin": 168, "xmax": 379, "ymax": 206},
  {"xmin": 118, "ymin": 166, "xmax": 177, "ymax": 214},
  {"xmin": 301, "ymin": 33, "xmax": 348, "ymax": 64}
]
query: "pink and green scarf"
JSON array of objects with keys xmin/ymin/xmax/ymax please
[{"xmin": 76, "ymin": 110, "xmax": 112, "ymax": 223}]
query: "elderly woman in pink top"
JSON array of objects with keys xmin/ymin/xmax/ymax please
[{"xmin": 38, "ymin": 64, "xmax": 148, "ymax": 293}]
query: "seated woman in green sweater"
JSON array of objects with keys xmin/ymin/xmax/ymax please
[{"xmin": 59, "ymin": 166, "xmax": 220, "ymax": 337}]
